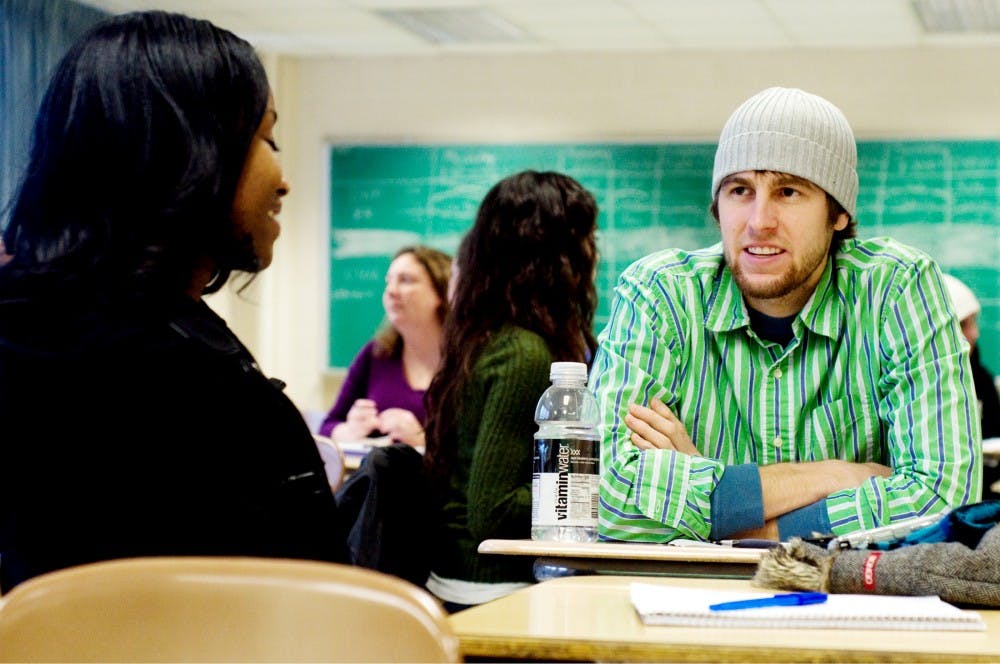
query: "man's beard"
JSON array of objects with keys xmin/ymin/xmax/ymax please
[
  {"xmin": 730, "ymin": 263, "xmax": 811, "ymax": 300},
  {"xmin": 726, "ymin": 241, "xmax": 831, "ymax": 304}
]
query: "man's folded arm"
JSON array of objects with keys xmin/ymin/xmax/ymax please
[{"xmin": 710, "ymin": 460, "xmax": 892, "ymax": 541}]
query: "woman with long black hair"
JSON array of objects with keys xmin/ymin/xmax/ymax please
[{"xmin": 0, "ymin": 11, "xmax": 347, "ymax": 592}]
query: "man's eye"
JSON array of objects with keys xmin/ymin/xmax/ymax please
[{"xmin": 265, "ymin": 138, "xmax": 281, "ymax": 152}]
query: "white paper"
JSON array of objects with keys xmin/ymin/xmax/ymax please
[
  {"xmin": 337, "ymin": 436, "xmax": 393, "ymax": 455},
  {"xmin": 630, "ymin": 583, "xmax": 985, "ymax": 631}
]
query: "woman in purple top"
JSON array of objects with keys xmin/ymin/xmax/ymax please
[{"xmin": 319, "ymin": 246, "xmax": 451, "ymax": 448}]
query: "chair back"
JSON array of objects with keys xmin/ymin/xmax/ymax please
[
  {"xmin": 0, "ymin": 556, "xmax": 460, "ymax": 662},
  {"xmin": 314, "ymin": 433, "xmax": 347, "ymax": 490}
]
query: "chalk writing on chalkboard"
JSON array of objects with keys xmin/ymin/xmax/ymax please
[{"xmin": 328, "ymin": 142, "xmax": 1000, "ymax": 372}]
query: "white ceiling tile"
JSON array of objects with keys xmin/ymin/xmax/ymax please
[
  {"xmin": 496, "ymin": 0, "xmax": 637, "ymax": 23},
  {"xmin": 541, "ymin": 25, "xmax": 664, "ymax": 46},
  {"xmin": 59, "ymin": 0, "xmax": 1000, "ymax": 56},
  {"xmin": 230, "ymin": 8, "xmax": 391, "ymax": 34},
  {"xmin": 633, "ymin": 0, "xmax": 789, "ymax": 45},
  {"xmin": 265, "ymin": 34, "xmax": 433, "ymax": 57},
  {"xmin": 623, "ymin": 0, "xmax": 771, "ymax": 22},
  {"xmin": 347, "ymin": 0, "xmax": 474, "ymax": 7},
  {"xmin": 435, "ymin": 42, "xmax": 553, "ymax": 55},
  {"xmin": 765, "ymin": 0, "xmax": 924, "ymax": 46}
]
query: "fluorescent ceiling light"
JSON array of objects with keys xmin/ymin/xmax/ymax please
[
  {"xmin": 912, "ymin": 0, "xmax": 1000, "ymax": 32},
  {"xmin": 376, "ymin": 7, "xmax": 530, "ymax": 44}
]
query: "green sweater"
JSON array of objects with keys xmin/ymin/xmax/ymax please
[{"xmin": 433, "ymin": 325, "xmax": 553, "ymax": 584}]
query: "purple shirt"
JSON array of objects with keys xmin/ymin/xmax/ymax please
[{"xmin": 318, "ymin": 340, "xmax": 426, "ymax": 438}]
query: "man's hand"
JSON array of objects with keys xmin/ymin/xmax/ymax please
[{"xmin": 625, "ymin": 397, "xmax": 699, "ymax": 456}]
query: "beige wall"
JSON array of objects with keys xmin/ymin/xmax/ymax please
[{"xmin": 212, "ymin": 45, "xmax": 1000, "ymax": 415}]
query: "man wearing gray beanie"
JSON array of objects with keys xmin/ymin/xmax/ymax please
[{"xmin": 590, "ymin": 87, "xmax": 981, "ymax": 545}]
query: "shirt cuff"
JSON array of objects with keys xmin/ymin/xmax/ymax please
[
  {"xmin": 776, "ymin": 500, "xmax": 832, "ymax": 539},
  {"xmin": 709, "ymin": 463, "xmax": 764, "ymax": 540}
]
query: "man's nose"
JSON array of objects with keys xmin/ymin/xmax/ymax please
[{"xmin": 747, "ymin": 196, "xmax": 778, "ymax": 232}]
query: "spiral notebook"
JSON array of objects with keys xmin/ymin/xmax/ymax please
[{"xmin": 630, "ymin": 583, "xmax": 985, "ymax": 631}]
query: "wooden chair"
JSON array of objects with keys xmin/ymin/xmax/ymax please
[
  {"xmin": 314, "ymin": 433, "xmax": 347, "ymax": 490},
  {"xmin": 0, "ymin": 556, "xmax": 460, "ymax": 662}
]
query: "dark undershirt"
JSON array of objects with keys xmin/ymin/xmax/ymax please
[{"xmin": 747, "ymin": 306, "xmax": 796, "ymax": 346}]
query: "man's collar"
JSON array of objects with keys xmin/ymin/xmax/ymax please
[
  {"xmin": 705, "ymin": 263, "xmax": 750, "ymax": 333},
  {"xmin": 796, "ymin": 256, "xmax": 843, "ymax": 340},
  {"xmin": 705, "ymin": 255, "xmax": 843, "ymax": 340}
]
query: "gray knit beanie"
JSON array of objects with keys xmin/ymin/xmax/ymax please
[{"xmin": 712, "ymin": 87, "xmax": 859, "ymax": 218}]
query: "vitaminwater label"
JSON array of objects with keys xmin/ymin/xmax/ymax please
[{"xmin": 531, "ymin": 438, "xmax": 599, "ymax": 527}]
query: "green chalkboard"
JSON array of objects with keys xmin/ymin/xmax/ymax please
[{"xmin": 328, "ymin": 141, "xmax": 1000, "ymax": 372}]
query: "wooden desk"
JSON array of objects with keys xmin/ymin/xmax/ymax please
[
  {"xmin": 341, "ymin": 451, "xmax": 363, "ymax": 471},
  {"xmin": 338, "ymin": 438, "xmax": 424, "ymax": 471},
  {"xmin": 337, "ymin": 439, "xmax": 388, "ymax": 471},
  {"xmin": 449, "ymin": 575, "xmax": 1000, "ymax": 663},
  {"xmin": 479, "ymin": 539, "xmax": 765, "ymax": 579}
]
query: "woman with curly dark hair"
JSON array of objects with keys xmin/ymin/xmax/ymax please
[
  {"xmin": 0, "ymin": 11, "xmax": 347, "ymax": 592},
  {"xmin": 423, "ymin": 170, "xmax": 598, "ymax": 610}
]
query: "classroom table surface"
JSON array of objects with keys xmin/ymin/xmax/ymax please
[
  {"xmin": 478, "ymin": 538, "xmax": 766, "ymax": 579},
  {"xmin": 337, "ymin": 437, "xmax": 423, "ymax": 471},
  {"xmin": 448, "ymin": 575, "xmax": 1000, "ymax": 663},
  {"xmin": 337, "ymin": 438, "xmax": 389, "ymax": 471},
  {"xmin": 478, "ymin": 538, "xmax": 768, "ymax": 562}
]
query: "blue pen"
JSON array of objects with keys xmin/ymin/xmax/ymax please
[{"xmin": 709, "ymin": 592, "xmax": 827, "ymax": 612}]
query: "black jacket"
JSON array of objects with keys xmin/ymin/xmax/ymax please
[
  {"xmin": 0, "ymin": 293, "xmax": 347, "ymax": 592},
  {"xmin": 972, "ymin": 347, "xmax": 1000, "ymax": 440}
]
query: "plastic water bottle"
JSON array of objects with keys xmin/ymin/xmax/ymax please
[{"xmin": 531, "ymin": 361, "xmax": 600, "ymax": 542}]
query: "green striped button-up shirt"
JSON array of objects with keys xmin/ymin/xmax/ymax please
[{"xmin": 591, "ymin": 236, "xmax": 981, "ymax": 542}]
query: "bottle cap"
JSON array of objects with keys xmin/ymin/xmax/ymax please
[{"xmin": 550, "ymin": 362, "xmax": 587, "ymax": 382}]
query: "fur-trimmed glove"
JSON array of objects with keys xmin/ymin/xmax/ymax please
[{"xmin": 753, "ymin": 502, "xmax": 1000, "ymax": 607}]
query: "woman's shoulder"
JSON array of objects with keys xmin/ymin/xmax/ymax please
[
  {"xmin": 475, "ymin": 325, "xmax": 554, "ymax": 379},
  {"xmin": 464, "ymin": 327, "xmax": 553, "ymax": 405},
  {"xmin": 0, "ymin": 292, "xmax": 184, "ymax": 358},
  {"xmin": 357, "ymin": 339, "xmax": 380, "ymax": 358},
  {"xmin": 345, "ymin": 339, "xmax": 381, "ymax": 369},
  {"xmin": 491, "ymin": 325, "xmax": 552, "ymax": 355}
]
